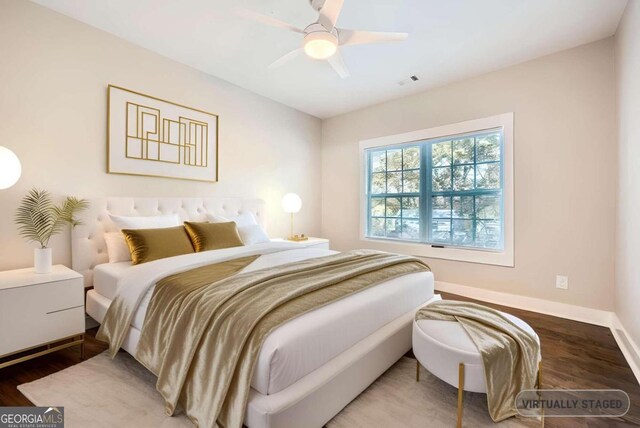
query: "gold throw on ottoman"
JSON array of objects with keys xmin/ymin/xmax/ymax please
[{"xmin": 413, "ymin": 300, "xmax": 542, "ymax": 427}]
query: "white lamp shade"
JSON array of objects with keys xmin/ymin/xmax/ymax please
[
  {"xmin": 0, "ymin": 146, "xmax": 21, "ymax": 190},
  {"xmin": 282, "ymin": 193, "xmax": 302, "ymax": 213}
]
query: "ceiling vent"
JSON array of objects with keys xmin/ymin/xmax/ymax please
[{"xmin": 397, "ymin": 75, "xmax": 419, "ymax": 86}]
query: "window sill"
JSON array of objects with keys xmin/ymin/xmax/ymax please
[{"xmin": 360, "ymin": 236, "xmax": 514, "ymax": 267}]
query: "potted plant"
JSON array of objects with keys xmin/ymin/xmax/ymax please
[{"xmin": 15, "ymin": 188, "xmax": 89, "ymax": 274}]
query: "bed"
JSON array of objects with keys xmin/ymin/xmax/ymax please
[{"xmin": 74, "ymin": 197, "xmax": 436, "ymax": 428}]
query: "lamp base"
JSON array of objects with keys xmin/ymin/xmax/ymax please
[{"xmin": 287, "ymin": 234, "xmax": 309, "ymax": 242}]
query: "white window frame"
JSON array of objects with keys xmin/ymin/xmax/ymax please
[{"xmin": 359, "ymin": 113, "xmax": 514, "ymax": 267}]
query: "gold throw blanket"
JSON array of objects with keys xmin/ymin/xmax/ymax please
[
  {"xmin": 415, "ymin": 300, "xmax": 540, "ymax": 422},
  {"xmin": 99, "ymin": 250, "xmax": 431, "ymax": 428}
]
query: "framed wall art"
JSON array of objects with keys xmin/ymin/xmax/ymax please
[{"xmin": 107, "ymin": 85, "xmax": 218, "ymax": 182}]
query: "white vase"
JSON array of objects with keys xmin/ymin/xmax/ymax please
[{"xmin": 34, "ymin": 247, "xmax": 52, "ymax": 274}]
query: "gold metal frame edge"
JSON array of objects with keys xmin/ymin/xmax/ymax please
[{"xmin": 0, "ymin": 333, "xmax": 85, "ymax": 369}]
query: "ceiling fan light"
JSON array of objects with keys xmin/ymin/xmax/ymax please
[{"xmin": 303, "ymin": 32, "xmax": 337, "ymax": 59}]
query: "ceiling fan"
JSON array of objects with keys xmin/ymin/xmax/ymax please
[{"xmin": 238, "ymin": 0, "xmax": 408, "ymax": 78}]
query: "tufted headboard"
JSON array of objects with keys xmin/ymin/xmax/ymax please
[{"xmin": 71, "ymin": 197, "xmax": 266, "ymax": 287}]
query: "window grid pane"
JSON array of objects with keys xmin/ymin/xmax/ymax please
[
  {"xmin": 366, "ymin": 130, "xmax": 503, "ymax": 250},
  {"xmin": 427, "ymin": 131, "xmax": 503, "ymax": 249},
  {"xmin": 366, "ymin": 146, "xmax": 422, "ymax": 241}
]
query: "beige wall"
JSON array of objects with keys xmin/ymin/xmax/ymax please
[
  {"xmin": 615, "ymin": 1, "xmax": 640, "ymax": 347},
  {"xmin": 0, "ymin": 0, "xmax": 322, "ymax": 271},
  {"xmin": 0, "ymin": 0, "xmax": 623, "ymax": 314},
  {"xmin": 321, "ymin": 39, "xmax": 617, "ymax": 311}
]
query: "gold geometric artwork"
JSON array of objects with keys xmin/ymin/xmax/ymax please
[
  {"xmin": 107, "ymin": 85, "xmax": 218, "ymax": 183},
  {"xmin": 126, "ymin": 102, "xmax": 209, "ymax": 168}
]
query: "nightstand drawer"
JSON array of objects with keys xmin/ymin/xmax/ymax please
[
  {"xmin": 0, "ymin": 306, "xmax": 84, "ymax": 357},
  {"xmin": 0, "ymin": 277, "xmax": 84, "ymax": 356},
  {"xmin": 0, "ymin": 278, "xmax": 83, "ymax": 312},
  {"xmin": 39, "ymin": 278, "xmax": 84, "ymax": 312}
]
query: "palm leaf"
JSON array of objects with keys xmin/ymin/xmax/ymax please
[
  {"xmin": 15, "ymin": 189, "xmax": 89, "ymax": 248},
  {"xmin": 49, "ymin": 197, "xmax": 89, "ymax": 239},
  {"xmin": 53, "ymin": 197, "xmax": 89, "ymax": 226},
  {"xmin": 14, "ymin": 188, "xmax": 55, "ymax": 248}
]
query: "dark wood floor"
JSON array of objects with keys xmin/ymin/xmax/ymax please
[{"xmin": 1, "ymin": 291, "xmax": 639, "ymax": 427}]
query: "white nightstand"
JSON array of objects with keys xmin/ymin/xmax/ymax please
[
  {"xmin": 271, "ymin": 237, "xmax": 330, "ymax": 250},
  {"xmin": 0, "ymin": 265, "xmax": 85, "ymax": 368}
]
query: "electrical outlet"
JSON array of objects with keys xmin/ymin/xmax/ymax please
[{"xmin": 556, "ymin": 275, "xmax": 569, "ymax": 290}]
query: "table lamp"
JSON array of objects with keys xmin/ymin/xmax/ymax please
[
  {"xmin": 0, "ymin": 146, "xmax": 21, "ymax": 189},
  {"xmin": 282, "ymin": 193, "xmax": 307, "ymax": 241}
]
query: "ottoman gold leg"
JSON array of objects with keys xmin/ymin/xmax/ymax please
[
  {"xmin": 416, "ymin": 360, "xmax": 420, "ymax": 382},
  {"xmin": 537, "ymin": 360, "xmax": 542, "ymax": 388},
  {"xmin": 457, "ymin": 363, "xmax": 465, "ymax": 428},
  {"xmin": 538, "ymin": 361, "xmax": 544, "ymax": 428}
]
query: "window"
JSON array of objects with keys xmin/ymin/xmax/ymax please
[
  {"xmin": 360, "ymin": 114, "xmax": 513, "ymax": 266},
  {"xmin": 368, "ymin": 146, "xmax": 422, "ymax": 241}
]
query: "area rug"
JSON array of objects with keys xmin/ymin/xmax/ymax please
[
  {"xmin": 18, "ymin": 353, "xmax": 538, "ymax": 427},
  {"xmin": 327, "ymin": 357, "xmax": 538, "ymax": 428},
  {"xmin": 18, "ymin": 352, "xmax": 192, "ymax": 428}
]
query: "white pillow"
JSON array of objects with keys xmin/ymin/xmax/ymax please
[
  {"xmin": 109, "ymin": 213, "xmax": 180, "ymax": 230},
  {"xmin": 231, "ymin": 212, "xmax": 258, "ymax": 228},
  {"xmin": 104, "ymin": 232, "xmax": 131, "ymax": 263},
  {"xmin": 206, "ymin": 213, "xmax": 231, "ymax": 223},
  {"xmin": 206, "ymin": 212, "xmax": 257, "ymax": 228},
  {"xmin": 205, "ymin": 212, "xmax": 267, "ymax": 245},
  {"xmin": 238, "ymin": 224, "xmax": 270, "ymax": 245}
]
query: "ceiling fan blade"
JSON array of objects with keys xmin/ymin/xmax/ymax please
[
  {"xmin": 236, "ymin": 8, "xmax": 304, "ymax": 34},
  {"xmin": 318, "ymin": 0, "xmax": 344, "ymax": 31},
  {"xmin": 327, "ymin": 50, "xmax": 350, "ymax": 79},
  {"xmin": 268, "ymin": 48, "xmax": 303, "ymax": 69},
  {"xmin": 338, "ymin": 29, "xmax": 408, "ymax": 46}
]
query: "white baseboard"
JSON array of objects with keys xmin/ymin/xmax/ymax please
[
  {"xmin": 435, "ymin": 280, "xmax": 613, "ymax": 327},
  {"xmin": 435, "ymin": 280, "xmax": 640, "ymax": 385},
  {"xmin": 610, "ymin": 314, "xmax": 640, "ymax": 385}
]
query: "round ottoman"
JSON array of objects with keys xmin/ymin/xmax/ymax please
[{"xmin": 412, "ymin": 304, "xmax": 540, "ymax": 427}]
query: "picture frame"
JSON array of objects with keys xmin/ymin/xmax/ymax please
[{"xmin": 107, "ymin": 85, "xmax": 218, "ymax": 182}]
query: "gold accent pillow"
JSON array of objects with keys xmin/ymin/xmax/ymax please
[
  {"xmin": 184, "ymin": 221, "xmax": 244, "ymax": 252},
  {"xmin": 121, "ymin": 226, "xmax": 195, "ymax": 265}
]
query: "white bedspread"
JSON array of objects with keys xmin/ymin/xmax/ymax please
[{"xmin": 96, "ymin": 242, "xmax": 435, "ymax": 395}]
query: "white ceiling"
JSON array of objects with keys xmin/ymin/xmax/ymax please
[{"xmin": 31, "ymin": 0, "xmax": 628, "ymax": 118}]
